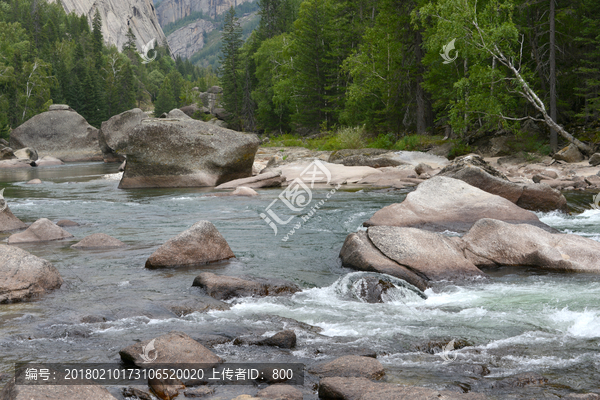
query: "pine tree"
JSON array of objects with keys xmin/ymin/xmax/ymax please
[
  {"xmin": 219, "ymin": 7, "xmax": 243, "ymax": 129},
  {"xmin": 92, "ymin": 9, "xmax": 104, "ymax": 70},
  {"xmin": 123, "ymin": 27, "xmax": 139, "ymax": 64},
  {"xmin": 154, "ymin": 76, "xmax": 177, "ymax": 116}
]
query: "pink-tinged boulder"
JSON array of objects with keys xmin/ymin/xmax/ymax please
[
  {"xmin": 364, "ymin": 176, "xmax": 548, "ymax": 233},
  {"xmin": 7, "ymin": 218, "xmax": 73, "ymax": 244},
  {"xmin": 367, "ymin": 226, "xmax": 486, "ymax": 282},
  {"xmin": 0, "ymin": 197, "xmax": 27, "ymax": 233},
  {"xmin": 145, "ymin": 221, "xmax": 234, "ymax": 268},
  {"xmin": 462, "ymin": 218, "xmax": 600, "ymax": 273},
  {"xmin": 0, "ymin": 245, "xmax": 63, "ymax": 303},
  {"xmin": 339, "ymin": 231, "xmax": 427, "ymax": 291}
]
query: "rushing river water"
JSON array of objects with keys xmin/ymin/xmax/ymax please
[{"xmin": 1, "ymin": 162, "xmax": 599, "ymax": 399}]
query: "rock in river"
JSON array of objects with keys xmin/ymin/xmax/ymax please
[
  {"xmin": 119, "ymin": 331, "xmax": 222, "ymax": 367},
  {"xmin": 7, "ymin": 218, "xmax": 74, "ymax": 244},
  {"xmin": 462, "ymin": 218, "xmax": 600, "ymax": 273},
  {"xmin": 98, "ymin": 108, "xmax": 146, "ymax": 162},
  {"xmin": 115, "ymin": 118, "xmax": 260, "ymax": 188},
  {"xmin": 9, "ymin": 106, "xmax": 102, "ymax": 161},
  {"xmin": 309, "ymin": 356, "xmax": 385, "ymax": 379},
  {"xmin": 71, "ymin": 233, "xmax": 126, "ymax": 249},
  {"xmin": 364, "ymin": 176, "xmax": 551, "ymax": 233},
  {"xmin": 0, "ymin": 196, "xmax": 27, "ymax": 232},
  {"xmin": 0, "ymin": 378, "xmax": 117, "ymax": 400},
  {"xmin": 193, "ymin": 272, "xmax": 301, "ymax": 300},
  {"xmin": 0, "ymin": 245, "xmax": 63, "ymax": 303},
  {"xmin": 145, "ymin": 221, "xmax": 235, "ymax": 268}
]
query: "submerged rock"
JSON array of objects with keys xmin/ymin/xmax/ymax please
[
  {"xmin": 7, "ymin": 218, "xmax": 73, "ymax": 244},
  {"xmin": 71, "ymin": 233, "xmax": 126, "ymax": 249},
  {"xmin": 34, "ymin": 156, "xmax": 64, "ymax": 166},
  {"xmin": 9, "ymin": 106, "xmax": 102, "ymax": 161},
  {"xmin": 56, "ymin": 219, "xmax": 79, "ymax": 227},
  {"xmin": 364, "ymin": 176, "xmax": 550, "ymax": 233},
  {"xmin": 215, "ymin": 170, "xmax": 285, "ymax": 189},
  {"xmin": 0, "ymin": 245, "xmax": 63, "ymax": 303},
  {"xmin": 145, "ymin": 221, "xmax": 235, "ymax": 268},
  {"xmin": 116, "ymin": 118, "xmax": 260, "ymax": 188},
  {"xmin": 193, "ymin": 272, "xmax": 301, "ymax": 300},
  {"xmin": 119, "ymin": 331, "xmax": 222, "ymax": 367}
]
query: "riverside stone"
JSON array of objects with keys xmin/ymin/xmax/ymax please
[
  {"xmin": 439, "ymin": 154, "xmax": 567, "ymax": 212},
  {"xmin": 0, "ymin": 202, "xmax": 27, "ymax": 232},
  {"xmin": 145, "ymin": 221, "xmax": 234, "ymax": 268},
  {"xmin": 193, "ymin": 272, "xmax": 301, "ymax": 300},
  {"xmin": 554, "ymin": 143, "xmax": 584, "ymax": 163},
  {"xmin": 215, "ymin": 171, "xmax": 285, "ymax": 189},
  {"xmin": 0, "ymin": 378, "xmax": 117, "ymax": 400},
  {"xmin": 98, "ymin": 108, "xmax": 146, "ymax": 162},
  {"xmin": 7, "ymin": 218, "xmax": 73, "ymax": 244},
  {"xmin": 257, "ymin": 385, "xmax": 303, "ymax": 400},
  {"xmin": 364, "ymin": 176, "xmax": 548, "ymax": 233},
  {"xmin": 0, "ymin": 245, "xmax": 63, "ymax": 303},
  {"xmin": 116, "ymin": 119, "xmax": 260, "ymax": 188},
  {"xmin": 589, "ymin": 153, "xmax": 600, "ymax": 166},
  {"xmin": 119, "ymin": 331, "xmax": 222, "ymax": 367},
  {"xmin": 10, "ymin": 107, "xmax": 101, "ymax": 161},
  {"xmin": 34, "ymin": 156, "xmax": 64, "ymax": 166}
]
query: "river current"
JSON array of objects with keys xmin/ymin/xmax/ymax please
[{"xmin": 1, "ymin": 162, "xmax": 599, "ymax": 399}]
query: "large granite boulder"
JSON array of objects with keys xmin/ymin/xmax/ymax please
[
  {"xmin": 10, "ymin": 106, "xmax": 102, "ymax": 161},
  {"xmin": 553, "ymin": 143, "xmax": 584, "ymax": 163},
  {"xmin": 98, "ymin": 108, "xmax": 146, "ymax": 162},
  {"xmin": 0, "ymin": 245, "xmax": 63, "ymax": 303},
  {"xmin": 438, "ymin": 155, "xmax": 567, "ymax": 212},
  {"xmin": 367, "ymin": 226, "xmax": 486, "ymax": 283},
  {"xmin": 7, "ymin": 218, "xmax": 74, "ymax": 244},
  {"xmin": 116, "ymin": 119, "xmax": 260, "ymax": 188},
  {"xmin": 339, "ymin": 231, "xmax": 427, "ymax": 291},
  {"xmin": 145, "ymin": 221, "xmax": 235, "ymax": 268},
  {"xmin": 364, "ymin": 176, "xmax": 549, "ymax": 233},
  {"xmin": 462, "ymin": 218, "xmax": 600, "ymax": 273}
]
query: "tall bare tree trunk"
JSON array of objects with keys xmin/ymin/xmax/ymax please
[{"xmin": 549, "ymin": 0, "xmax": 558, "ymax": 152}]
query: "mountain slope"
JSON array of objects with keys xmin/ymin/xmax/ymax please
[
  {"xmin": 47, "ymin": 0, "xmax": 167, "ymax": 51},
  {"xmin": 156, "ymin": 0, "xmax": 257, "ymax": 26}
]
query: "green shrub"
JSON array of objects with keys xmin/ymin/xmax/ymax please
[
  {"xmin": 448, "ymin": 141, "xmax": 472, "ymax": 159},
  {"xmin": 337, "ymin": 126, "xmax": 367, "ymax": 149},
  {"xmin": 368, "ymin": 133, "xmax": 396, "ymax": 149}
]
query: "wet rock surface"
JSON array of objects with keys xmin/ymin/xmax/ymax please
[
  {"xmin": 71, "ymin": 233, "xmax": 125, "ymax": 249},
  {"xmin": 193, "ymin": 272, "xmax": 301, "ymax": 300},
  {"xmin": 7, "ymin": 218, "xmax": 73, "ymax": 244}
]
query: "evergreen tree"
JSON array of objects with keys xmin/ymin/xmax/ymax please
[
  {"xmin": 122, "ymin": 27, "xmax": 139, "ymax": 64},
  {"xmin": 154, "ymin": 76, "xmax": 177, "ymax": 116},
  {"xmin": 92, "ymin": 9, "xmax": 103, "ymax": 69},
  {"xmin": 219, "ymin": 7, "xmax": 244, "ymax": 129}
]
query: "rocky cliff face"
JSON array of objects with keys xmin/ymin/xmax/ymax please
[
  {"xmin": 167, "ymin": 19, "xmax": 214, "ymax": 59},
  {"xmin": 48, "ymin": 0, "xmax": 167, "ymax": 52},
  {"xmin": 156, "ymin": 0, "xmax": 256, "ymax": 26}
]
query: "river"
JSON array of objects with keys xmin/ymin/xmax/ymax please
[{"xmin": 1, "ymin": 162, "xmax": 599, "ymax": 399}]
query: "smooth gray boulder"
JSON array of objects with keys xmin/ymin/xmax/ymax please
[
  {"xmin": 368, "ymin": 226, "xmax": 486, "ymax": 282},
  {"xmin": 0, "ymin": 245, "xmax": 63, "ymax": 303},
  {"xmin": 553, "ymin": 143, "xmax": 584, "ymax": 163},
  {"xmin": 462, "ymin": 218, "xmax": 600, "ymax": 273},
  {"xmin": 116, "ymin": 119, "xmax": 260, "ymax": 188},
  {"xmin": 10, "ymin": 106, "xmax": 101, "ymax": 161},
  {"xmin": 364, "ymin": 176, "xmax": 549, "ymax": 233},
  {"xmin": 145, "ymin": 221, "xmax": 234, "ymax": 268},
  {"xmin": 98, "ymin": 108, "xmax": 146, "ymax": 163},
  {"xmin": 309, "ymin": 356, "xmax": 385, "ymax": 379},
  {"xmin": 166, "ymin": 108, "xmax": 192, "ymax": 119},
  {"xmin": 7, "ymin": 218, "xmax": 74, "ymax": 244},
  {"xmin": 13, "ymin": 147, "xmax": 38, "ymax": 161},
  {"xmin": 438, "ymin": 155, "xmax": 567, "ymax": 212},
  {"xmin": 339, "ymin": 231, "xmax": 427, "ymax": 291}
]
